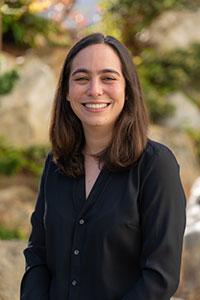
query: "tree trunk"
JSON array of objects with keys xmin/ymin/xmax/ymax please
[{"xmin": 0, "ymin": 0, "xmax": 3, "ymax": 52}]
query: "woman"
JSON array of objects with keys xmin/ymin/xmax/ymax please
[{"xmin": 20, "ymin": 33, "xmax": 186, "ymax": 300}]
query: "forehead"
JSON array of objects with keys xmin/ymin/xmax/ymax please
[{"xmin": 70, "ymin": 44, "xmax": 122, "ymax": 72}]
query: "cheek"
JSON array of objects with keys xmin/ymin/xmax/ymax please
[
  {"xmin": 68, "ymin": 82, "xmax": 76, "ymax": 99},
  {"xmin": 112, "ymin": 81, "xmax": 125, "ymax": 96},
  {"xmin": 68, "ymin": 84, "xmax": 85, "ymax": 101},
  {"xmin": 111, "ymin": 85, "xmax": 125, "ymax": 104}
]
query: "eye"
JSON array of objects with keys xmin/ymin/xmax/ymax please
[
  {"xmin": 102, "ymin": 76, "xmax": 116, "ymax": 82},
  {"xmin": 74, "ymin": 77, "xmax": 89, "ymax": 82}
]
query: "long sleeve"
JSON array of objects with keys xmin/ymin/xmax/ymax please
[
  {"xmin": 122, "ymin": 145, "xmax": 186, "ymax": 300},
  {"xmin": 20, "ymin": 153, "xmax": 51, "ymax": 300}
]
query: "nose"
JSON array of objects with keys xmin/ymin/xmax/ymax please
[{"xmin": 87, "ymin": 78, "xmax": 103, "ymax": 97}]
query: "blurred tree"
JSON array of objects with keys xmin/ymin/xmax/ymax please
[
  {"xmin": 136, "ymin": 43, "xmax": 200, "ymax": 121},
  {"xmin": 0, "ymin": 0, "xmax": 3, "ymax": 50},
  {"xmin": 0, "ymin": 0, "xmax": 75, "ymax": 50},
  {"xmin": 0, "ymin": 69, "xmax": 19, "ymax": 94},
  {"xmin": 0, "ymin": 137, "xmax": 49, "ymax": 176},
  {"xmin": 101, "ymin": 0, "xmax": 199, "ymax": 55},
  {"xmin": 94, "ymin": 0, "xmax": 200, "ymax": 122}
]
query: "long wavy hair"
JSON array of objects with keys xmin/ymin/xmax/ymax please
[{"xmin": 49, "ymin": 33, "xmax": 149, "ymax": 177}]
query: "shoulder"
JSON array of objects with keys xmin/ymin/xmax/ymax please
[
  {"xmin": 42, "ymin": 151, "xmax": 55, "ymax": 175},
  {"xmin": 138, "ymin": 139, "xmax": 179, "ymax": 177},
  {"xmin": 143, "ymin": 138, "xmax": 178, "ymax": 163},
  {"xmin": 43, "ymin": 151, "xmax": 65, "ymax": 177},
  {"xmin": 44, "ymin": 151, "xmax": 53, "ymax": 168},
  {"xmin": 144, "ymin": 139, "xmax": 177, "ymax": 159}
]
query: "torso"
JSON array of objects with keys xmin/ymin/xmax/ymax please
[{"xmin": 84, "ymin": 155, "xmax": 101, "ymax": 199}]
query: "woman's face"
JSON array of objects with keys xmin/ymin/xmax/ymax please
[{"xmin": 67, "ymin": 44, "xmax": 126, "ymax": 132}]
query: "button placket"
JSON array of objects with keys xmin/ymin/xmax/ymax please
[
  {"xmin": 71, "ymin": 279, "xmax": 77, "ymax": 286},
  {"xmin": 68, "ymin": 216, "xmax": 86, "ymax": 299},
  {"xmin": 74, "ymin": 249, "xmax": 79, "ymax": 255},
  {"xmin": 79, "ymin": 218, "xmax": 85, "ymax": 225}
]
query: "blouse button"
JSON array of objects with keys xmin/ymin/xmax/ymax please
[
  {"xmin": 74, "ymin": 249, "xmax": 79, "ymax": 255},
  {"xmin": 79, "ymin": 219, "xmax": 85, "ymax": 225},
  {"xmin": 72, "ymin": 280, "xmax": 77, "ymax": 286}
]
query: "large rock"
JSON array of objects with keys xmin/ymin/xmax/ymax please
[
  {"xmin": 149, "ymin": 125, "xmax": 200, "ymax": 196},
  {"xmin": 185, "ymin": 177, "xmax": 200, "ymax": 235},
  {"xmin": 0, "ymin": 185, "xmax": 35, "ymax": 237},
  {"xmin": 179, "ymin": 233, "xmax": 200, "ymax": 300},
  {"xmin": 0, "ymin": 240, "xmax": 26, "ymax": 300},
  {"xmin": 0, "ymin": 53, "xmax": 56, "ymax": 147},
  {"xmin": 161, "ymin": 92, "xmax": 200, "ymax": 130},
  {"xmin": 176, "ymin": 178, "xmax": 200, "ymax": 300},
  {"xmin": 0, "ymin": 52, "xmax": 17, "ymax": 74},
  {"xmin": 140, "ymin": 9, "xmax": 200, "ymax": 51}
]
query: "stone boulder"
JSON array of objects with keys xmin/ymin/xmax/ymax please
[
  {"xmin": 0, "ymin": 185, "xmax": 36, "ymax": 237},
  {"xmin": 185, "ymin": 177, "xmax": 200, "ymax": 234},
  {"xmin": 0, "ymin": 52, "xmax": 17, "ymax": 74},
  {"xmin": 140, "ymin": 8, "xmax": 200, "ymax": 51},
  {"xmin": 149, "ymin": 125, "xmax": 200, "ymax": 196},
  {"xmin": 161, "ymin": 92, "xmax": 200, "ymax": 131},
  {"xmin": 179, "ymin": 232, "xmax": 200, "ymax": 300},
  {"xmin": 176, "ymin": 178, "xmax": 200, "ymax": 300},
  {"xmin": 0, "ymin": 53, "xmax": 56, "ymax": 147},
  {"xmin": 0, "ymin": 240, "xmax": 26, "ymax": 300}
]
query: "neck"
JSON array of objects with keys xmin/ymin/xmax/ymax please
[{"xmin": 83, "ymin": 126, "xmax": 112, "ymax": 155}]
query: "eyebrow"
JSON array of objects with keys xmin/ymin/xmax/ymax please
[{"xmin": 71, "ymin": 68, "xmax": 121, "ymax": 77}]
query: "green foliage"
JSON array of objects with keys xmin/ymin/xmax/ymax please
[
  {"xmin": 136, "ymin": 44, "xmax": 200, "ymax": 121},
  {"xmin": 0, "ymin": 138, "xmax": 49, "ymax": 176},
  {"xmin": 3, "ymin": 13, "xmax": 60, "ymax": 48},
  {"xmin": 138, "ymin": 75, "xmax": 175, "ymax": 122},
  {"xmin": 0, "ymin": 69, "xmax": 19, "ymax": 95},
  {"xmin": 2, "ymin": 0, "xmax": 71, "ymax": 48},
  {"xmin": 0, "ymin": 225, "xmax": 25, "ymax": 240},
  {"xmin": 91, "ymin": 1, "xmax": 200, "ymax": 122},
  {"xmin": 142, "ymin": 44, "xmax": 200, "ymax": 92},
  {"xmin": 187, "ymin": 129, "xmax": 200, "ymax": 163},
  {"xmin": 100, "ymin": 0, "xmax": 198, "ymax": 54}
]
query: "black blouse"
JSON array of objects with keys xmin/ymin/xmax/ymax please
[{"xmin": 20, "ymin": 139, "xmax": 186, "ymax": 300}]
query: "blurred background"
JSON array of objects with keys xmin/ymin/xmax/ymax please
[{"xmin": 0, "ymin": 0, "xmax": 200, "ymax": 299}]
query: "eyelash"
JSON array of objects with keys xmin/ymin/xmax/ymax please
[
  {"xmin": 74, "ymin": 77, "xmax": 116, "ymax": 82},
  {"xmin": 103, "ymin": 77, "xmax": 116, "ymax": 81},
  {"xmin": 74, "ymin": 77, "xmax": 88, "ymax": 81}
]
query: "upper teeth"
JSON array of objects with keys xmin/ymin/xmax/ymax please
[{"xmin": 84, "ymin": 103, "xmax": 108, "ymax": 109}]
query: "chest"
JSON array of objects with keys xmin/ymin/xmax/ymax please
[
  {"xmin": 44, "ymin": 164, "xmax": 142, "ymax": 300},
  {"xmin": 45, "ymin": 164, "xmax": 141, "ymax": 230},
  {"xmin": 84, "ymin": 157, "xmax": 101, "ymax": 199}
]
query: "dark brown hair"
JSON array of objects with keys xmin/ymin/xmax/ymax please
[{"xmin": 49, "ymin": 33, "xmax": 149, "ymax": 177}]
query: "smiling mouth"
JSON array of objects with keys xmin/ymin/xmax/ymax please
[{"xmin": 82, "ymin": 103, "xmax": 111, "ymax": 109}]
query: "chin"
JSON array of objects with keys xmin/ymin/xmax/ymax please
[{"xmin": 83, "ymin": 120, "xmax": 112, "ymax": 129}]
